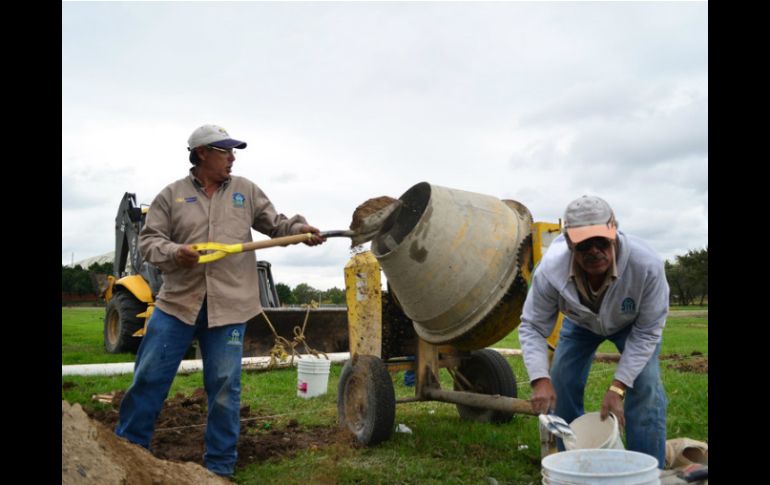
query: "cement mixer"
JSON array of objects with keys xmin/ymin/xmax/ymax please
[{"xmin": 337, "ymin": 182, "xmax": 563, "ymax": 449}]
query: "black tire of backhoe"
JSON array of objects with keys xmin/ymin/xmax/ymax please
[
  {"xmin": 337, "ymin": 355, "xmax": 396, "ymax": 446},
  {"xmin": 453, "ymin": 348, "xmax": 518, "ymax": 424},
  {"xmin": 104, "ymin": 290, "xmax": 146, "ymax": 354}
]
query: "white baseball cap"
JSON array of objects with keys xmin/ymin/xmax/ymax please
[
  {"xmin": 563, "ymin": 195, "xmax": 617, "ymax": 243},
  {"xmin": 187, "ymin": 124, "xmax": 247, "ymax": 150}
]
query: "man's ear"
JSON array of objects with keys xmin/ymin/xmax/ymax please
[{"xmin": 195, "ymin": 146, "xmax": 208, "ymax": 162}]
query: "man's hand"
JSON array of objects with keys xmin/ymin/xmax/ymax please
[
  {"xmin": 176, "ymin": 245, "xmax": 200, "ymax": 268},
  {"xmin": 530, "ymin": 378, "xmax": 556, "ymax": 414},
  {"xmin": 300, "ymin": 224, "xmax": 326, "ymax": 246},
  {"xmin": 600, "ymin": 380, "xmax": 626, "ymax": 428}
]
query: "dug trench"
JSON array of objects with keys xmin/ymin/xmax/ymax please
[{"xmin": 67, "ymin": 387, "xmax": 362, "ymax": 478}]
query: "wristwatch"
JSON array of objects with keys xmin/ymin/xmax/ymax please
[{"xmin": 608, "ymin": 385, "xmax": 626, "ymax": 399}]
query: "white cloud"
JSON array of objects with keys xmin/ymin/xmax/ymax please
[{"xmin": 63, "ymin": 2, "xmax": 707, "ymax": 288}]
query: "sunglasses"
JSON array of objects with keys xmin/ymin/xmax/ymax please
[
  {"xmin": 574, "ymin": 237, "xmax": 612, "ymax": 252},
  {"xmin": 207, "ymin": 145, "xmax": 236, "ymax": 155}
]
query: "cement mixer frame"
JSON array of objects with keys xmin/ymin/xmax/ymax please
[{"xmin": 337, "ymin": 220, "xmax": 564, "ymax": 457}]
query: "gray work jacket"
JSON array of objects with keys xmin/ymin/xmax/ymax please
[{"xmin": 518, "ymin": 231, "xmax": 669, "ymax": 388}]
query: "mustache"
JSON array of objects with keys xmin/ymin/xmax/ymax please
[{"xmin": 582, "ymin": 253, "xmax": 608, "ymax": 263}]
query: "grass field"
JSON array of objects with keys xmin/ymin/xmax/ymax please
[{"xmin": 61, "ymin": 306, "xmax": 707, "ymax": 484}]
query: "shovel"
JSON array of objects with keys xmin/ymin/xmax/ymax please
[
  {"xmin": 321, "ymin": 197, "xmax": 402, "ymax": 247},
  {"xmin": 538, "ymin": 413, "xmax": 577, "ymax": 443},
  {"xmin": 192, "ymin": 199, "xmax": 401, "ymax": 263}
]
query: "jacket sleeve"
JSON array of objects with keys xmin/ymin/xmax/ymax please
[
  {"xmin": 614, "ymin": 262, "xmax": 669, "ymax": 387},
  {"xmin": 519, "ymin": 268, "xmax": 562, "ymax": 383},
  {"xmin": 139, "ymin": 189, "xmax": 183, "ymax": 273},
  {"xmin": 250, "ymin": 184, "xmax": 308, "ymax": 237}
]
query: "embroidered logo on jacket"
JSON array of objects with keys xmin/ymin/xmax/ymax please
[
  {"xmin": 621, "ymin": 297, "xmax": 636, "ymax": 314},
  {"xmin": 232, "ymin": 192, "xmax": 245, "ymax": 208}
]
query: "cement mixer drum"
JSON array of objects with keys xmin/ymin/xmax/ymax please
[{"xmin": 371, "ymin": 182, "xmax": 532, "ymax": 350}]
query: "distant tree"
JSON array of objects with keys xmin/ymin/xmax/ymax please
[
  {"xmin": 88, "ymin": 261, "xmax": 113, "ymax": 274},
  {"xmin": 61, "ymin": 265, "xmax": 75, "ymax": 293},
  {"xmin": 324, "ymin": 287, "xmax": 346, "ymax": 305},
  {"xmin": 665, "ymin": 247, "xmax": 708, "ymax": 305},
  {"xmin": 275, "ymin": 283, "xmax": 296, "ymax": 305},
  {"xmin": 293, "ymin": 283, "xmax": 320, "ymax": 304},
  {"xmin": 665, "ymin": 260, "xmax": 689, "ymax": 305},
  {"xmin": 678, "ymin": 247, "xmax": 708, "ymax": 305},
  {"xmin": 62, "ymin": 264, "xmax": 96, "ymax": 295}
]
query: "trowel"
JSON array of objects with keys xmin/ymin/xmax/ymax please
[{"xmin": 538, "ymin": 413, "xmax": 577, "ymax": 442}]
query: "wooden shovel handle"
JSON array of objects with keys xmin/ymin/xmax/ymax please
[
  {"xmin": 240, "ymin": 232, "xmax": 313, "ymax": 252},
  {"xmin": 194, "ymin": 233, "xmax": 314, "ymax": 264}
]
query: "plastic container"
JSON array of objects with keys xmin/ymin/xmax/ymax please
[
  {"xmin": 566, "ymin": 412, "xmax": 624, "ymax": 450},
  {"xmin": 541, "ymin": 449, "xmax": 660, "ymax": 485},
  {"xmin": 296, "ymin": 356, "xmax": 331, "ymax": 399}
]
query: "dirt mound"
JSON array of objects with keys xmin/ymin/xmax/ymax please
[
  {"xmin": 593, "ymin": 351, "xmax": 708, "ymax": 373},
  {"xmin": 349, "ymin": 196, "xmax": 398, "ymax": 231},
  {"xmin": 77, "ymin": 387, "xmax": 358, "ymax": 474},
  {"xmin": 665, "ymin": 351, "xmax": 708, "ymax": 374},
  {"xmin": 62, "ymin": 400, "xmax": 229, "ymax": 485}
]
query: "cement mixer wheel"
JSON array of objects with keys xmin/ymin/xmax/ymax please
[
  {"xmin": 453, "ymin": 348, "xmax": 517, "ymax": 424},
  {"xmin": 337, "ymin": 355, "xmax": 396, "ymax": 446}
]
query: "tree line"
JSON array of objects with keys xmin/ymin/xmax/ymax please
[
  {"xmin": 62, "ymin": 262, "xmax": 113, "ymax": 296},
  {"xmin": 275, "ymin": 283, "xmax": 345, "ymax": 305},
  {"xmin": 62, "ymin": 246, "xmax": 708, "ymax": 307},
  {"xmin": 61, "ymin": 262, "xmax": 346, "ymax": 305},
  {"xmin": 664, "ymin": 246, "xmax": 707, "ymax": 306}
]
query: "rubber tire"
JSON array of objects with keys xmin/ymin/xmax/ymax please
[
  {"xmin": 453, "ymin": 348, "xmax": 517, "ymax": 424},
  {"xmin": 104, "ymin": 291, "xmax": 146, "ymax": 353},
  {"xmin": 337, "ymin": 355, "xmax": 396, "ymax": 446}
]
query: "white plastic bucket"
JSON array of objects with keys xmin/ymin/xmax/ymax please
[
  {"xmin": 542, "ymin": 449, "xmax": 660, "ymax": 485},
  {"xmin": 566, "ymin": 412, "xmax": 624, "ymax": 450},
  {"xmin": 296, "ymin": 356, "xmax": 331, "ymax": 399}
]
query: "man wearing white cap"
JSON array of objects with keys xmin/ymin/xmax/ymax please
[
  {"xmin": 115, "ymin": 124, "xmax": 326, "ymax": 478},
  {"xmin": 519, "ymin": 195, "xmax": 669, "ymax": 468}
]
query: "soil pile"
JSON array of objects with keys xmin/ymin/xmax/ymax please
[
  {"xmin": 62, "ymin": 399, "xmax": 229, "ymax": 485},
  {"xmin": 349, "ymin": 196, "xmax": 398, "ymax": 231},
  {"xmin": 62, "ymin": 386, "xmax": 358, "ymax": 480}
]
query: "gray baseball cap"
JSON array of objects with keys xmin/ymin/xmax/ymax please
[
  {"xmin": 563, "ymin": 195, "xmax": 617, "ymax": 243},
  {"xmin": 187, "ymin": 124, "xmax": 247, "ymax": 163},
  {"xmin": 187, "ymin": 124, "xmax": 247, "ymax": 150}
]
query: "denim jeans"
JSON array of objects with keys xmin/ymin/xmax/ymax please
[
  {"xmin": 115, "ymin": 301, "xmax": 246, "ymax": 476},
  {"xmin": 551, "ymin": 317, "xmax": 667, "ymax": 468}
]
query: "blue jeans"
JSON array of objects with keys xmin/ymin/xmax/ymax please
[
  {"xmin": 551, "ymin": 318, "xmax": 667, "ymax": 468},
  {"xmin": 115, "ymin": 301, "xmax": 245, "ymax": 476}
]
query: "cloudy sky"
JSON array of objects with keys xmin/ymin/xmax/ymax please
[{"xmin": 62, "ymin": 1, "xmax": 708, "ymax": 291}]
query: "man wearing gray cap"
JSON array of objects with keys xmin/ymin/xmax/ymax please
[
  {"xmin": 115, "ymin": 124, "xmax": 326, "ymax": 478},
  {"xmin": 519, "ymin": 195, "xmax": 669, "ymax": 468}
]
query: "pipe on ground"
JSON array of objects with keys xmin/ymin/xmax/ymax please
[{"xmin": 62, "ymin": 352, "xmax": 352, "ymax": 376}]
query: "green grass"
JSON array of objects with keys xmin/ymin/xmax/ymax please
[
  {"xmin": 62, "ymin": 308, "xmax": 137, "ymax": 364},
  {"xmin": 669, "ymin": 305, "xmax": 708, "ymax": 311},
  {"xmin": 493, "ymin": 312, "xmax": 708, "ymax": 356},
  {"xmin": 62, "ymin": 308, "xmax": 707, "ymax": 484}
]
